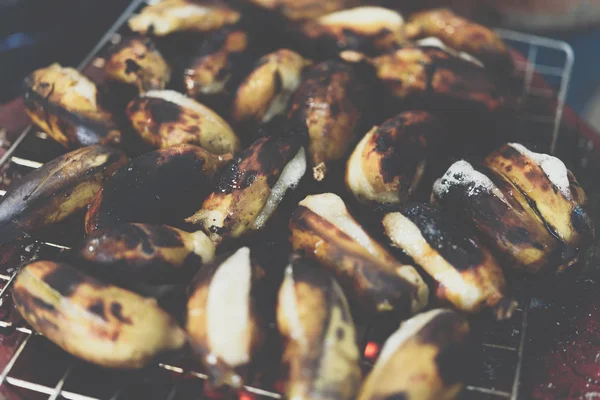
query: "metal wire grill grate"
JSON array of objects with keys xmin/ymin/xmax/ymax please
[{"xmin": 0, "ymin": 2, "xmax": 574, "ymax": 399}]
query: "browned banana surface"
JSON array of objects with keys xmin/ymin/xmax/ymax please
[
  {"xmin": 81, "ymin": 223, "xmax": 215, "ymax": 285},
  {"xmin": 346, "ymin": 111, "xmax": 445, "ymax": 205},
  {"xmin": 357, "ymin": 309, "xmax": 469, "ymax": 400},
  {"xmin": 232, "ymin": 49, "xmax": 309, "ymax": 128},
  {"xmin": 432, "ymin": 160, "xmax": 561, "ymax": 273},
  {"xmin": 406, "ymin": 8, "xmax": 513, "ymax": 72},
  {"xmin": 13, "ymin": 261, "xmax": 186, "ymax": 369},
  {"xmin": 485, "ymin": 143, "xmax": 594, "ymax": 268},
  {"xmin": 128, "ymin": 0, "xmax": 240, "ymax": 36},
  {"xmin": 105, "ymin": 36, "xmax": 171, "ymax": 93},
  {"xmin": 301, "ymin": 6, "xmax": 405, "ymax": 55},
  {"xmin": 290, "ymin": 193, "xmax": 428, "ymax": 320},
  {"xmin": 287, "ymin": 60, "xmax": 368, "ymax": 181},
  {"xmin": 277, "ymin": 256, "xmax": 361, "ymax": 400},
  {"xmin": 246, "ymin": 0, "xmax": 359, "ymax": 21},
  {"xmin": 85, "ymin": 144, "xmax": 229, "ymax": 235},
  {"xmin": 126, "ymin": 90, "xmax": 240, "ymax": 154},
  {"xmin": 186, "ymin": 134, "xmax": 306, "ymax": 244},
  {"xmin": 382, "ymin": 203, "xmax": 516, "ymax": 319},
  {"xmin": 187, "ymin": 247, "xmax": 265, "ymax": 385},
  {"xmin": 23, "ymin": 63, "xmax": 121, "ymax": 149},
  {"xmin": 184, "ymin": 28, "xmax": 250, "ymax": 99},
  {"xmin": 0, "ymin": 145, "xmax": 127, "ymax": 244}
]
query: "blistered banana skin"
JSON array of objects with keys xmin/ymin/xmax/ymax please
[
  {"xmin": 85, "ymin": 144, "xmax": 229, "ymax": 235},
  {"xmin": 0, "ymin": 145, "xmax": 127, "ymax": 244},
  {"xmin": 13, "ymin": 261, "xmax": 186, "ymax": 369},
  {"xmin": 277, "ymin": 256, "xmax": 361, "ymax": 400}
]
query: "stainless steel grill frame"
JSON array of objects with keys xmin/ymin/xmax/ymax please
[{"xmin": 0, "ymin": 2, "xmax": 575, "ymax": 399}]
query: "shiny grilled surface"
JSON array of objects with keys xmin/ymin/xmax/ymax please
[{"xmin": 245, "ymin": 0, "xmax": 359, "ymax": 21}]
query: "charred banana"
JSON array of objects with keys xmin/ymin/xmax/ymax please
[
  {"xmin": 128, "ymin": 0, "xmax": 240, "ymax": 36},
  {"xmin": 13, "ymin": 260, "xmax": 186, "ymax": 369},
  {"xmin": 346, "ymin": 111, "xmax": 445, "ymax": 205},
  {"xmin": 357, "ymin": 309, "xmax": 469, "ymax": 400},
  {"xmin": 382, "ymin": 203, "xmax": 515, "ymax": 319},
  {"xmin": 301, "ymin": 6, "xmax": 405, "ymax": 55},
  {"xmin": 0, "ymin": 145, "xmax": 127, "ymax": 244},
  {"xmin": 126, "ymin": 90, "xmax": 240, "ymax": 154},
  {"xmin": 105, "ymin": 36, "xmax": 171, "ymax": 93},
  {"xmin": 81, "ymin": 223, "xmax": 215, "ymax": 286},
  {"xmin": 290, "ymin": 193, "xmax": 428, "ymax": 319},
  {"xmin": 277, "ymin": 256, "xmax": 361, "ymax": 400},
  {"xmin": 405, "ymin": 8, "xmax": 513, "ymax": 72},
  {"xmin": 484, "ymin": 143, "xmax": 594, "ymax": 268},
  {"xmin": 186, "ymin": 247, "xmax": 265, "ymax": 386},
  {"xmin": 431, "ymin": 160, "xmax": 560, "ymax": 273},
  {"xmin": 287, "ymin": 61, "xmax": 368, "ymax": 181},
  {"xmin": 232, "ymin": 49, "xmax": 309, "ymax": 128},
  {"xmin": 23, "ymin": 63, "xmax": 121, "ymax": 148},
  {"xmin": 246, "ymin": 0, "xmax": 359, "ymax": 21},
  {"xmin": 85, "ymin": 144, "xmax": 229, "ymax": 234},
  {"xmin": 186, "ymin": 134, "xmax": 306, "ymax": 245}
]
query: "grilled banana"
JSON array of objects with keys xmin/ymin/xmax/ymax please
[
  {"xmin": 186, "ymin": 135, "xmax": 306, "ymax": 244},
  {"xmin": 277, "ymin": 256, "xmax": 361, "ymax": 400},
  {"xmin": 290, "ymin": 193, "xmax": 428, "ymax": 319},
  {"xmin": 128, "ymin": 0, "xmax": 240, "ymax": 36},
  {"xmin": 105, "ymin": 36, "xmax": 171, "ymax": 93},
  {"xmin": 287, "ymin": 61, "xmax": 368, "ymax": 181},
  {"xmin": 126, "ymin": 90, "xmax": 240, "ymax": 154},
  {"xmin": 85, "ymin": 144, "xmax": 229, "ymax": 235},
  {"xmin": 81, "ymin": 223, "xmax": 215, "ymax": 286},
  {"xmin": 184, "ymin": 28, "xmax": 250, "ymax": 100},
  {"xmin": 382, "ymin": 203, "xmax": 516, "ymax": 319},
  {"xmin": 340, "ymin": 45, "xmax": 508, "ymax": 114},
  {"xmin": 485, "ymin": 143, "xmax": 594, "ymax": 269},
  {"xmin": 406, "ymin": 8, "xmax": 513, "ymax": 72},
  {"xmin": 0, "ymin": 146, "xmax": 127, "ymax": 244},
  {"xmin": 357, "ymin": 309, "xmax": 469, "ymax": 400},
  {"xmin": 432, "ymin": 160, "xmax": 560, "ymax": 273},
  {"xmin": 187, "ymin": 247, "xmax": 265, "ymax": 386},
  {"xmin": 13, "ymin": 260, "xmax": 186, "ymax": 369},
  {"xmin": 346, "ymin": 111, "xmax": 445, "ymax": 205},
  {"xmin": 301, "ymin": 6, "xmax": 405, "ymax": 55},
  {"xmin": 246, "ymin": 0, "xmax": 359, "ymax": 21},
  {"xmin": 232, "ymin": 49, "xmax": 309, "ymax": 128},
  {"xmin": 23, "ymin": 63, "xmax": 121, "ymax": 149}
]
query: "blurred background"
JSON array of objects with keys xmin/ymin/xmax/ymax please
[{"xmin": 1, "ymin": 0, "xmax": 600, "ymax": 129}]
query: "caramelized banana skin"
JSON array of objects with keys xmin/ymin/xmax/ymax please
[
  {"xmin": 277, "ymin": 256, "xmax": 361, "ymax": 400},
  {"xmin": 13, "ymin": 261, "xmax": 186, "ymax": 369},
  {"xmin": 23, "ymin": 64, "xmax": 121, "ymax": 149},
  {"xmin": 357, "ymin": 309, "xmax": 469, "ymax": 400},
  {"xmin": 0, "ymin": 146, "xmax": 127, "ymax": 244},
  {"xmin": 81, "ymin": 223, "xmax": 215, "ymax": 286},
  {"xmin": 287, "ymin": 61, "xmax": 368, "ymax": 181},
  {"xmin": 85, "ymin": 145, "xmax": 230, "ymax": 235}
]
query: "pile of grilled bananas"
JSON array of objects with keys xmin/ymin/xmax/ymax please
[{"xmin": 3, "ymin": 1, "xmax": 594, "ymax": 399}]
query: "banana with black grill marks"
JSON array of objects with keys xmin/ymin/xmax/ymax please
[
  {"xmin": 289, "ymin": 193, "xmax": 429, "ymax": 320},
  {"xmin": 13, "ymin": 260, "xmax": 187, "ymax": 369},
  {"xmin": 85, "ymin": 144, "xmax": 230, "ymax": 235},
  {"xmin": 346, "ymin": 111, "xmax": 446, "ymax": 205},
  {"xmin": 277, "ymin": 256, "xmax": 361, "ymax": 400},
  {"xmin": 357, "ymin": 309, "xmax": 469, "ymax": 400},
  {"xmin": 0, "ymin": 145, "xmax": 128, "ymax": 244},
  {"xmin": 105, "ymin": 37, "xmax": 171, "ymax": 93},
  {"xmin": 484, "ymin": 143, "xmax": 594, "ymax": 270},
  {"xmin": 382, "ymin": 203, "xmax": 516, "ymax": 319},
  {"xmin": 186, "ymin": 247, "xmax": 265, "ymax": 387},
  {"xmin": 23, "ymin": 63, "xmax": 122, "ymax": 149},
  {"xmin": 431, "ymin": 160, "xmax": 560, "ymax": 273},
  {"xmin": 127, "ymin": 90, "xmax": 240, "ymax": 154},
  {"xmin": 186, "ymin": 134, "xmax": 306, "ymax": 245}
]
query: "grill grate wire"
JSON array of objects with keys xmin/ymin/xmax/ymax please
[{"xmin": 0, "ymin": 1, "xmax": 574, "ymax": 399}]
